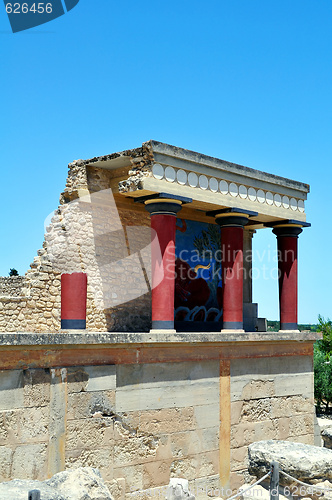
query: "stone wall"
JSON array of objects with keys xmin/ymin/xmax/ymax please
[
  {"xmin": 0, "ymin": 360, "xmax": 220, "ymax": 499},
  {"xmin": 229, "ymin": 355, "xmax": 315, "ymax": 489},
  {"xmin": 0, "ymin": 347, "xmax": 317, "ymax": 499},
  {"xmin": 0, "ymin": 158, "xmax": 152, "ymax": 333}
]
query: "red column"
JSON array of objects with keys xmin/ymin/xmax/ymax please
[
  {"xmin": 61, "ymin": 273, "xmax": 87, "ymax": 329},
  {"xmin": 272, "ymin": 224, "xmax": 302, "ymax": 331},
  {"xmin": 216, "ymin": 213, "xmax": 249, "ymax": 330},
  {"xmin": 145, "ymin": 199, "xmax": 182, "ymax": 330}
]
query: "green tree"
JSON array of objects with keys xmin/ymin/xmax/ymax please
[
  {"xmin": 314, "ymin": 315, "xmax": 332, "ymax": 413},
  {"xmin": 317, "ymin": 315, "xmax": 332, "ymax": 359},
  {"xmin": 9, "ymin": 268, "xmax": 19, "ymax": 276}
]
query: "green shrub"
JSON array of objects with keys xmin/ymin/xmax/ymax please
[{"xmin": 314, "ymin": 316, "xmax": 332, "ymax": 413}]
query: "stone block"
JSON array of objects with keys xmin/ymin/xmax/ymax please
[
  {"xmin": 274, "ymin": 373, "xmax": 313, "ymax": 398},
  {"xmin": 0, "ymin": 446, "xmax": 13, "ymax": 481},
  {"xmin": 67, "ymin": 367, "xmax": 89, "ymax": 393},
  {"xmin": 116, "ymin": 361, "xmax": 219, "ymax": 392},
  {"xmin": 170, "ymin": 451, "xmax": 219, "ymax": 480},
  {"xmin": 113, "ymin": 425, "xmax": 160, "ymax": 467},
  {"xmin": 170, "ymin": 428, "xmax": 219, "ymax": 457},
  {"xmin": 241, "ymin": 398, "xmax": 272, "ymax": 422},
  {"xmin": 230, "ymin": 422, "xmax": 255, "ymax": 448},
  {"xmin": 12, "ymin": 443, "xmax": 47, "ymax": 480},
  {"xmin": 20, "ymin": 406, "xmax": 49, "ymax": 442},
  {"xmin": 230, "ymin": 446, "xmax": 248, "ymax": 472},
  {"xmin": 23, "ymin": 369, "xmax": 51, "ymax": 408},
  {"xmin": 271, "ymin": 395, "xmax": 313, "ymax": 418},
  {"xmin": 142, "ymin": 459, "xmax": 173, "ymax": 489},
  {"xmin": 0, "ymin": 370, "xmax": 23, "ymax": 410},
  {"xmin": 85, "ymin": 365, "xmax": 116, "ymax": 392},
  {"xmin": 106, "ymin": 478, "xmax": 126, "ymax": 500},
  {"xmin": 66, "ymin": 417, "xmax": 114, "ymax": 450},
  {"xmin": 231, "ymin": 401, "xmax": 243, "ymax": 425},
  {"xmin": 254, "ymin": 419, "xmax": 278, "ymax": 442},
  {"xmin": 277, "ymin": 417, "xmax": 290, "ymax": 440},
  {"xmin": 114, "ymin": 464, "xmax": 144, "ymax": 492},
  {"xmin": 122, "ymin": 407, "xmax": 195, "ymax": 435},
  {"xmin": 65, "ymin": 448, "xmax": 113, "ymax": 481},
  {"xmin": 116, "ymin": 382, "xmax": 218, "ymax": 412},
  {"xmin": 188, "ymin": 474, "xmax": 221, "ymax": 500},
  {"xmin": 0, "ymin": 410, "xmax": 20, "ymax": 445},
  {"xmin": 67, "ymin": 390, "xmax": 115, "ymax": 420},
  {"xmin": 241, "ymin": 380, "xmax": 275, "ymax": 401},
  {"xmin": 194, "ymin": 404, "xmax": 220, "ymax": 429},
  {"xmin": 289, "ymin": 414, "xmax": 314, "ymax": 437}
]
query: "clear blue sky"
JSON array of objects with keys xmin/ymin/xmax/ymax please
[{"xmin": 1, "ymin": 0, "xmax": 331, "ymax": 323}]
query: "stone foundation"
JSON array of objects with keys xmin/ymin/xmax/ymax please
[{"xmin": 0, "ymin": 331, "xmax": 318, "ymax": 498}]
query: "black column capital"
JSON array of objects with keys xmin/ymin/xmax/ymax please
[
  {"xmin": 215, "ymin": 212, "xmax": 250, "ymax": 228},
  {"xmin": 272, "ymin": 224, "xmax": 303, "ymax": 238},
  {"xmin": 144, "ymin": 199, "xmax": 183, "ymax": 216}
]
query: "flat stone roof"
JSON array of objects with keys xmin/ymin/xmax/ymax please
[
  {"xmin": 150, "ymin": 141, "xmax": 310, "ymax": 193},
  {"xmin": 79, "ymin": 140, "xmax": 310, "ymax": 224}
]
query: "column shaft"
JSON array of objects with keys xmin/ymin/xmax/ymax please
[
  {"xmin": 145, "ymin": 199, "xmax": 182, "ymax": 331},
  {"xmin": 61, "ymin": 273, "xmax": 87, "ymax": 329},
  {"xmin": 277, "ymin": 234, "xmax": 298, "ymax": 330},
  {"xmin": 151, "ymin": 213, "xmax": 176, "ymax": 329},
  {"xmin": 215, "ymin": 212, "xmax": 249, "ymax": 331},
  {"xmin": 221, "ymin": 226, "xmax": 245, "ymax": 329},
  {"xmin": 273, "ymin": 225, "xmax": 302, "ymax": 331}
]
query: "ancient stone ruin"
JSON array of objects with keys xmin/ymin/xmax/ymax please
[{"xmin": 0, "ymin": 141, "xmax": 320, "ymax": 498}]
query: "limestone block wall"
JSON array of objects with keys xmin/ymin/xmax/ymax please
[
  {"xmin": 0, "ymin": 360, "xmax": 220, "ymax": 499},
  {"xmin": 0, "ymin": 160, "xmax": 152, "ymax": 333},
  {"xmin": 0, "ymin": 345, "xmax": 317, "ymax": 499},
  {"xmin": 229, "ymin": 355, "xmax": 315, "ymax": 489}
]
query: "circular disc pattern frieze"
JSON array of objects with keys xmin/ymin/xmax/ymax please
[
  {"xmin": 290, "ymin": 198, "xmax": 297, "ymax": 211},
  {"xmin": 298, "ymin": 200, "xmax": 305, "ymax": 212},
  {"xmin": 257, "ymin": 189, "xmax": 265, "ymax": 203},
  {"xmin": 152, "ymin": 163, "xmax": 164, "ymax": 180},
  {"xmin": 150, "ymin": 165, "xmax": 303, "ymax": 212},
  {"xmin": 199, "ymin": 175, "xmax": 209, "ymax": 190},
  {"xmin": 209, "ymin": 177, "xmax": 218, "ymax": 192},
  {"xmin": 229, "ymin": 182, "xmax": 238, "ymax": 197},
  {"xmin": 188, "ymin": 172, "xmax": 198, "ymax": 187},
  {"xmin": 274, "ymin": 194, "xmax": 281, "ymax": 207},
  {"xmin": 177, "ymin": 169, "xmax": 187, "ymax": 185},
  {"xmin": 248, "ymin": 187, "xmax": 256, "ymax": 201},
  {"xmin": 165, "ymin": 166, "xmax": 176, "ymax": 182},
  {"xmin": 282, "ymin": 195, "xmax": 290, "ymax": 209},
  {"xmin": 219, "ymin": 180, "xmax": 228, "ymax": 194},
  {"xmin": 266, "ymin": 192, "xmax": 273, "ymax": 205},
  {"xmin": 239, "ymin": 185, "xmax": 247, "ymax": 199}
]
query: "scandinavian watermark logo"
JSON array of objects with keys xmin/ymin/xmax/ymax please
[{"xmin": 3, "ymin": 0, "xmax": 79, "ymax": 33}]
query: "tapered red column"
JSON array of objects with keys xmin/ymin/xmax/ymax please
[
  {"xmin": 216, "ymin": 213, "xmax": 249, "ymax": 330},
  {"xmin": 145, "ymin": 199, "xmax": 182, "ymax": 331},
  {"xmin": 61, "ymin": 272, "xmax": 87, "ymax": 329},
  {"xmin": 272, "ymin": 224, "xmax": 302, "ymax": 331}
]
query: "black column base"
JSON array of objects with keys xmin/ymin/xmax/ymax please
[
  {"xmin": 61, "ymin": 319, "xmax": 86, "ymax": 329},
  {"xmin": 151, "ymin": 320, "xmax": 174, "ymax": 330},
  {"xmin": 280, "ymin": 322, "xmax": 298, "ymax": 330},
  {"xmin": 222, "ymin": 321, "xmax": 243, "ymax": 330}
]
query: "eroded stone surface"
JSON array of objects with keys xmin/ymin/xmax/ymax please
[
  {"xmin": 0, "ymin": 467, "xmax": 113, "ymax": 500},
  {"xmin": 322, "ymin": 427, "xmax": 332, "ymax": 450},
  {"xmin": 248, "ymin": 440, "xmax": 332, "ymax": 483}
]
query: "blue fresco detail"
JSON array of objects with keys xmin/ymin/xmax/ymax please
[{"xmin": 175, "ymin": 218, "xmax": 222, "ymax": 322}]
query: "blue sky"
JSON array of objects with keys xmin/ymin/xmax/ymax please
[{"xmin": 1, "ymin": 0, "xmax": 331, "ymax": 323}]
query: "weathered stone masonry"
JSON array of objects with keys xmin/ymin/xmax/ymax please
[
  {"xmin": 0, "ymin": 141, "xmax": 321, "ymax": 498},
  {"xmin": 0, "ymin": 332, "xmax": 318, "ymax": 498}
]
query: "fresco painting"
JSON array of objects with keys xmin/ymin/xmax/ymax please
[{"xmin": 175, "ymin": 218, "xmax": 222, "ymax": 324}]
